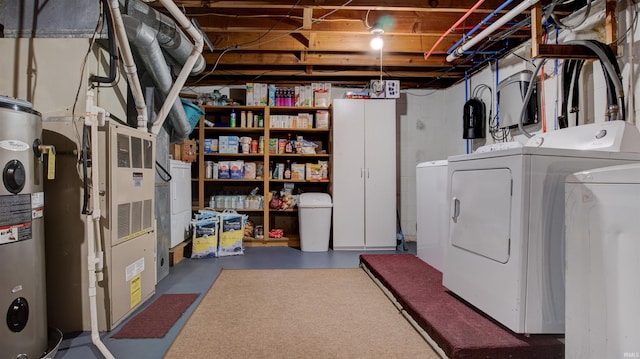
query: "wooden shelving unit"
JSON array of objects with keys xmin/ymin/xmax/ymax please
[{"xmin": 190, "ymin": 104, "xmax": 332, "ymax": 247}]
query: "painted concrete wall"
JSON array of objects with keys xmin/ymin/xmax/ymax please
[
  {"xmin": 2, "ymin": 1, "xmax": 639, "ymax": 244},
  {"xmin": 0, "ymin": 38, "xmax": 127, "ymax": 121}
]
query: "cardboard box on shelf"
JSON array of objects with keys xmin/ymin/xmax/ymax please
[
  {"xmin": 170, "ymin": 143, "xmax": 182, "ymax": 161},
  {"xmin": 181, "ymin": 139, "xmax": 197, "ymax": 162}
]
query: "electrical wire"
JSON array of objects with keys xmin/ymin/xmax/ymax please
[
  {"xmin": 190, "ymin": 0, "xmax": 354, "ymax": 86},
  {"xmin": 551, "ymin": 0, "xmax": 593, "ymax": 30},
  {"xmin": 616, "ymin": 0, "xmax": 640, "ymax": 44}
]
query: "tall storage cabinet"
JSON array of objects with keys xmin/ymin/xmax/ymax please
[{"xmin": 332, "ymin": 99, "xmax": 396, "ymax": 250}]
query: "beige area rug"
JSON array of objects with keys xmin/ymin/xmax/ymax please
[{"xmin": 164, "ymin": 268, "xmax": 440, "ymax": 359}]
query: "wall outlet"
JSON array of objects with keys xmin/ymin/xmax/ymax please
[{"xmin": 385, "ymin": 80, "xmax": 400, "ymax": 98}]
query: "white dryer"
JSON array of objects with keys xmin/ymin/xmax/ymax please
[
  {"xmin": 565, "ymin": 164, "xmax": 640, "ymax": 358},
  {"xmin": 443, "ymin": 121, "xmax": 640, "ymax": 334},
  {"xmin": 416, "ymin": 160, "xmax": 448, "ymax": 272}
]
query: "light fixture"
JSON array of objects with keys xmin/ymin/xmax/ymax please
[{"xmin": 370, "ymin": 28, "xmax": 384, "ymax": 50}]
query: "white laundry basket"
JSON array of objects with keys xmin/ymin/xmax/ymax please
[{"xmin": 298, "ymin": 193, "xmax": 332, "ymax": 252}]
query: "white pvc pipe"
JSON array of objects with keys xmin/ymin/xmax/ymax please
[
  {"xmin": 446, "ymin": 0, "xmax": 541, "ymax": 62},
  {"xmin": 110, "ymin": 0, "xmax": 148, "ymax": 130},
  {"xmin": 151, "ymin": 0, "xmax": 204, "ymax": 135},
  {"xmin": 84, "ymin": 91, "xmax": 115, "ymax": 359}
]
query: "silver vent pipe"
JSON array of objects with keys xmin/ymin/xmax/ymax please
[
  {"xmin": 123, "ymin": 14, "xmax": 191, "ymax": 142},
  {"xmin": 124, "ymin": 0, "xmax": 206, "ymax": 76}
]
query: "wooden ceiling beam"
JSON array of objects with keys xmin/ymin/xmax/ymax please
[
  {"xmin": 205, "ymin": 32, "xmax": 466, "ymax": 53},
  {"xmin": 203, "ymin": 69, "xmax": 463, "ymax": 79},
  {"xmin": 201, "ymin": 52, "xmax": 456, "ymax": 67},
  {"xmin": 160, "ymin": 0, "xmax": 513, "ymax": 14}
]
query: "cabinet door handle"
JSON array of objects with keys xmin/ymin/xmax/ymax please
[
  {"xmin": 451, "ymin": 197, "xmax": 460, "ymax": 223},
  {"xmin": 361, "ymin": 168, "xmax": 364, "ymax": 178}
]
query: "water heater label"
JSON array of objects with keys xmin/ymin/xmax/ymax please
[
  {"xmin": 0, "ymin": 139, "xmax": 29, "ymax": 152},
  {"xmin": 31, "ymin": 192, "xmax": 45, "ymax": 218},
  {"xmin": 0, "ymin": 194, "xmax": 33, "ymax": 245}
]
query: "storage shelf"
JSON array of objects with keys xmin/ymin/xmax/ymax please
[
  {"xmin": 203, "ymin": 127, "xmax": 265, "ymax": 133},
  {"xmin": 207, "ymin": 208, "xmax": 264, "ymax": 212},
  {"xmin": 203, "ymin": 178, "xmax": 264, "ymax": 182},
  {"xmin": 244, "ymin": 236, "xmax": 300, "ymax": 248},
  {"xmin": 269, "ymin": 179, "xmax": 329, "ymax": 183},
  {"xmin": 204, "ymin": 153, "xmax": 264, "ymax": 157},
  {"xmin": 192, "ymin": 102, "xmax": 332, "ymax": 247},
  {"xmin": 269, "ymin": 128, "xmax": 330, "ymax": 133},
  {"xmin": 269, "ymin": 106, "xmax": 330, "ymax": 111},
  {"xmin": 269, "ymin": 153, "xmax": 329, "ymax": 158},
  {"xmin": 269, "ymin": 208, "xmax": 298, "ymax": 212}
]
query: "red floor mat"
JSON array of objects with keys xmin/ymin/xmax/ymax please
[
  {"xmin": 360, "ymin": 254, "xmax": 564, "ymax": 359},
  {"xmin": 111, "ymin": 293, "xmax": 199, "ymax": 339}
]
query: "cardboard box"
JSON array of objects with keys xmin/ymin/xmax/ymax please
[
  {"xmin": 246, "ymin": 83, "xmax": 255, "ymax": 106},
  {"xmin": 170, "ymin": 143, "xmax": 182, "ymax": 161},
  {"xmin": 181, "ymin": 139, "xmax": 197, "ymax": 162},
  {"xmin": 291, "ymin": 163, "xmax": 305, "ymax": 180}
]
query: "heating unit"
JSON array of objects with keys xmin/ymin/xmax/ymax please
[{"xmin": 43, "ymin": 118, "xmax": 157, "ymax": 332}]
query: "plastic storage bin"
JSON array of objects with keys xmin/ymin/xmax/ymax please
[{"xmin": 298, "ymin": 193, "xmax": 333, "ymax": 252}]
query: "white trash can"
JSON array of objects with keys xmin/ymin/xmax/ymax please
[{"xmin": 298, "ymin": 193, "xmax": 332, "ymax": 252}]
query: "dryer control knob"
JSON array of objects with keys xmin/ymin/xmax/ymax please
[{"xmin": 3, "ymin": 160, "xmax": 26, "ymax": 194}]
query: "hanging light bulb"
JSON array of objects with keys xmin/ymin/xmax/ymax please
[
  {"xmin": 370, "ymin": 36, "xmax": 384, "ymax": 50},
  {"xmin": 370, "ymin": 28, "xmax": 384, "ymax": 50}
]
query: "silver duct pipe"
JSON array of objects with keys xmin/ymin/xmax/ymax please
[
  {"xmin": 123, "ymin": 0, "xmax": 206, "ymax": 76},
  {"xmin": 123, "ymin": 14, "xmax": 191, "ymax": 142}
]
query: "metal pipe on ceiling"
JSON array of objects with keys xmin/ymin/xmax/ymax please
[
  {"xmin": 446, "ymin": 0, "xmax": 541, "ymax": 63},
  {"xmin": 423, "ymin": 0, "xmax": 486, "ymax": 61},
  {"xmin": 446, "ymin": 0, "xmax": 515, "ymax": 55}
]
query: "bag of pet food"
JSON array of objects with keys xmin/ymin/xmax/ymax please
[
  {"xmin": 190, "ymin": 214, "xmax": 220, "ymax": 258},
  {"xmin": 218, "ymin": 210, "xmax": 247, "ymax": 256}
]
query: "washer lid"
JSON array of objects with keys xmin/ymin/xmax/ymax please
[
  {"xmin": 567, "ymin": 163, "xmax": 640, "ymax": 184},
  {"xmin": 416, "ymin": 159, "xmax": 448, "ymax": 168}
]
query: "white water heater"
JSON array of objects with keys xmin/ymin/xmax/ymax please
[
  {"xmin": 0, "ymin": 97, "xmax": 49, "ymax": 358},
  {"xmin": 43, "ymin": 118, "xmax": 157, "ymax": 332}
]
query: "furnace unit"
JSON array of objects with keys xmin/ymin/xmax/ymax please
[{"xmin": 43, "ymin": 118, "xmax": 157, "ymax": 332}]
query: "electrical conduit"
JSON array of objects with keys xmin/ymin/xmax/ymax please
[
  {"xmin": 423, "ymin": 0, "xmax": 486, "ymax": 61},
  {"xmin": 447, "ymin": 0, "xmax": 540, "ymax": 62}
]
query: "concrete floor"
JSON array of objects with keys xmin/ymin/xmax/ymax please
[{"xmin": 54, "ymin": 243, "xmax": 416, "ymax": 358}]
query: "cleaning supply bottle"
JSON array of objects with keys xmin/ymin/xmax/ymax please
[{"xmin": 230, "ymin": 109, "xmax": 236, "ymax": 128}]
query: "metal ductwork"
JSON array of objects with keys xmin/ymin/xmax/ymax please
[
  {"xmin": 123, "ymin": 14, "xmax": 191, "ymax": 142},
  {"xmin": 123, "ymin": 0, "xmax": 206, "ymax": 76}
]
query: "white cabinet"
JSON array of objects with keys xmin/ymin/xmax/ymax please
[
  {"xmin": 332, "ymin": 99, "xmax": 396, "ymax": 250},
  {"xmin": 170, "ymin": 160, "xmax": 192, "ymax": 248}
]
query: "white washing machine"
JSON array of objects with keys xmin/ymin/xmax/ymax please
[
  {"xmin": 443, "ymin": 121, "xmax": 640, "ymax": 335},
  {"xmin": 170, "ymin": 159, "xmax": 192, "ymax": 248},
  {"xmin": 416, "ymin": 160, "xmax": 448, "ymax": 272},
  {"xmin": 565, "ymin": 164, "xmax": 640, "ymax": 358}
]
